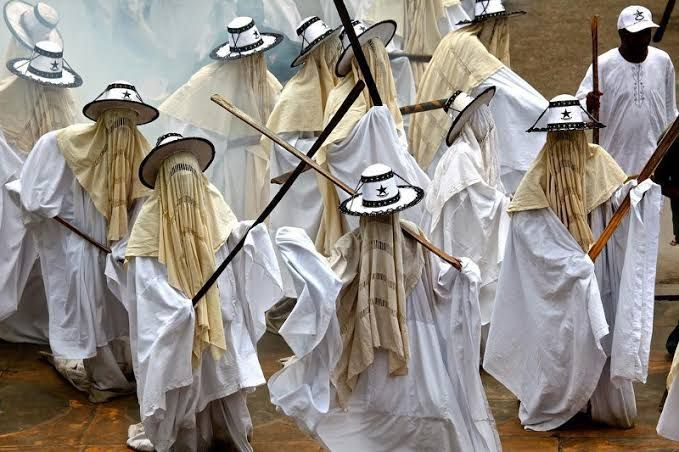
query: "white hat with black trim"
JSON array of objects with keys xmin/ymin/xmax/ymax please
[
  {"xmin": 210, "ymin": 16, "xmax": 283, "ymax": 61},
  {"xmin": 4, "ymin": 1, "xmax": 62, "ymax": 49},
  {"xmin": 458, "ymin": 0, "xmax": 526, "ymax": 25},
  {"xmin": 339, "ymin": 164, "xmax": 424, "ymax": 216},
  {"xmin": 444, "ymin": 87, "xmax": 496, "ymax": 146},
  {"xmin": 527, "ymin": 94, "xmax": 605, "ymax": 133},
  {"xmin": 139, "ymin": 133, "xmax": 215, "ymax": 189},
  {"xmin": 6, "ymin": 40, "xmax": 81, "ymax": 88},
  {"xmin": 290, "ymin": 16, "xmax": 340, "ymax": 68},
  {"xmin": 83, "ymin": 81, "xmax": 159, "ymax": 125},
  {"xmin": 335, "ymin": 19, "xmax": 396, "ymax": 77},
  {"xmin": 617, "ymin": 5, "xmax": 659, "ymax": 33}
]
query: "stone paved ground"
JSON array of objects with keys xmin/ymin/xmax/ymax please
[{"xmin": 2, "ymin": 1, "xmax": 679, "ymax": 450}]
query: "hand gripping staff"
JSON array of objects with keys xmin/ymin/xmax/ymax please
[{"xmin": 191, "ymin": 81, "xmax": 366, "ymax": 306}]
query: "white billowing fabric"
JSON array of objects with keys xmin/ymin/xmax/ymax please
[
  {"xmin": 262, "ymin": 0, "xmax": 302, "ymax": 40},
  {"xmin": 658, "ymin": 349, "xmax": 679, "ymax": 440},
  {"xmin": 0, "ymin": 132, "xmax": 47, "ymax": 344},
  {"xmin": 484, "ymin": 181, "xmax": 662, "ymax": 431},
  {"xmin": 326, "ymin": 106, "xmax": 430, "ymax": 232},
  {"xmin": 19, "ymin": 131, "xmax": 129, "ymax": 360},
  {"xmin": 424, "ymin": 107, "xmax": 509, "ymax": 325},
  {"xmin": 577, "ymin": 47, "xmax": 678, "ymax": 175},
  {"xmin": 127, "ymin": 223, "xmax": 283, "ymax": 452},
  {"xmin": 477, "ymin": 67, "xmax": 548, "ymax": 192},
  {"xmin": 269, "ymin": 227, "xmax": 501, "ymax": 452}
]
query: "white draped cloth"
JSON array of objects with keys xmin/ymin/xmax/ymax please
[
  {"xmin": 0, "ymin": 131, "xmax": 47, "ymax": 344},
  {"xmin": 577, "ymin": 47, "xmax": 678, "ymax": 175},
  {"xmin": 124, "ymin": 223, "xmax": 283, "ymax": 452},
  {"xmin": 658, "ymin": 349, "xmax": 679, "ymax": 441},
  {"xmin": 423, "ymin": 107, "xmax": 509, "ymax": 325},
  {"xmin": 484, "ymin": 180, "xmax": 663, "ymax": 431},
  {"xmin": 269, "ymin": 227, "xmax": 501, "ymax": 452}
]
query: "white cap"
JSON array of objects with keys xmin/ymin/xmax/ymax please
[{"xmin": 617, "ymin": 6, "xmax": 659, "ymax": 33}]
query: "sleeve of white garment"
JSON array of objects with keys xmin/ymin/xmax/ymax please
[
  {"xmin": 666, "ymin": 57, "xmax": 678, "ymax": 123},
  {"xmin": 268, "ymin": 227, "xmax": 344, "ymax": 434},
  {"xmin": 576, "ymin": 64, "xmax": 594, "ymax": 108},
  {"xmin": 609, "ymin": 180, "xmax": 663, "ymax": 386},
  {"xmin": 20, "ymin": 132, "xmax": 71, "ymax": 220}
]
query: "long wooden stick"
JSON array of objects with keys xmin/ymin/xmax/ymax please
[
  {"xmin": 191, "ymin": 82, "xmax": 365, "ymax": 306},
  {"xmin": 655, "ymin": 0, "xmax": 676, "ymax": 42},
  {"xmin": 588, "ymin": 116, "xmax": 679, "ymax": 260},
  {"xmin": 592, "ymin": 15, "xmax": 600, "ymax": 145},
  {"xmin": 389, "ymin": 52, "xmax": 432, "ymax": 63},
  {"xmin": 54, "ymin": 216, "xmax": 111, "ymax": 254},
  {"xmin": 333, "ymin": 0, "xmax": 382, "ymax": 106},
  {"xmin": 271, "ymin": 97, "xmax": 449, "ymax": 185},
  {"xmin": 211, "ymin": 95, "xmax": 463, "ymax": 271}
]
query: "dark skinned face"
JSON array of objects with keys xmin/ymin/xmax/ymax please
[{"xmin": 619, "ymin": 28, "xmax": 653, "ymax": 52}]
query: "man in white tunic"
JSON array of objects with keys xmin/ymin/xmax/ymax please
[
  {"xmin": 20, "ymin": 80, "xmax": 158, "ymax": 402},
  {"xmin": 0, "ymin": 38, "xmax": 78, "ymax": 344},
  {"xmin": 315, "ymin": 19, "xmax": 430, "ymax": 256},
  {"xmin": 484, "ymin": 95, "xmax": 663, "ymax": 431},
  {"xmin": 658, "ymin": 348, "xmax": 679, "ymax": 441},
  {"xmin": 423, "ymin": 88, "xmax": 509, "ymax": 337},
  {"xmin": 159, "ymin": 16, "xmax": 282, "ymax": 221},
  {"xmin": 269, "ymin": 164, "xmax": 501, "ymax": 452},
  {"xmin": 124, "ymin": 133, "xmax": 283, "ymax": 452},
  {"xmin": 577, "ymin": 5, "xmax": 678, "ymax": 175}
]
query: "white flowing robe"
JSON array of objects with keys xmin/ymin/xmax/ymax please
[
  {"xmin": 326, "ymin": 106, "xmax": 430, "ymax": 231},
  {"xmin": 658, "ymin": 351, "xmax": 679, "ymax": 441},
  {"xmin": 484, "ymin": 181, "xmax": 662, "ymax": 431},
  {"xmin": 577, "ymin": 47, "xmax": 678, "ymax": 175},
  {"xmin": 269, "ymin": 227, "xmax": 501, "ymax": 452},
  {"xmin": 0, "ymin": 132, "xmax": 47, "ymax": 344},
  {"xmin": 125, "ymin": 223, "xmax": 283, "ymax": 452},
  {"xmin": 423, "ymin": 123, "xmax": 509, "ymax": 325},
  {"xmin": 19, "ymin": 131, "xmax": 131, "ymax": 360}
]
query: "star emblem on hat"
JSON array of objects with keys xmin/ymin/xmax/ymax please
[
  {"xmin": 123, "ymin": 91, "xmax": 132, "ymax": 99},
  {"xmin": 377, "ymin": 185, "xmax": 388, "ymax": 198},
  {"xmin": 561, "ymin": 109, "xmax": 572, "ymax": 120},
  {"xmin": 50, "ymin": 60, "xmax": 59, "ymax": 71},
  {"xmin": 634, "ymin": 9, "xmax": 645, "ymax": 21},
  {"xmin": 253, "ymin": 30, "xmax": 260, "ymax": 39}
]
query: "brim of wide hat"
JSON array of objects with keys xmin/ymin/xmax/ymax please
[
  {"xmin": 210, "ymin": 32, "xmax": 283, "ymax": 61},
  {"xmin": 83, "ymin": 99, "xmax": 160, "ymax": 126},
  {"xmin": 457, "ymin": 10, "xmax": 527, "ymax": 25},
  {"xmin": 335, "ymin": 20, "xmax": 397, "ymax": 78},
  {"xmin": 4, "ymin": 0, "xmax": 63, "ymax": 49},
  {"xmin": 527, "ymin": 121, "xmax": 606, "ymax": 133},
  {"xmin": 339, "ymin": 185, "xmax": 424, "ymax": 217},
  {"xmin": 290, "ymin": 27, "xmax": 341, "ymax": 68},
  {"xmin": 446, "ymin": 86, "xmax": 496, "ymax": 147},
  {"xmin": 6, "ymin": 57, "xmax": 82, "ymax": 88},
  {"xmin": 139, "ymin": 137, "xmax": 215, "ymax": 189}
]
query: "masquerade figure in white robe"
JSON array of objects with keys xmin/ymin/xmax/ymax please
[
  {"xmin": 159, "ymin": 16, "xmax": 282, "ymax": 221},
  {"xmin": 315, "ymin": 19, "xmax": 429, "ymax": 257},
  {"xmin": 658, "ymin": 348, "xmax": 679, "ymax": 440},
  {"xmin": 123, "ymin": 134, "xmax": 283, "ymax": 452},
  {"xmin": 19, "ymin": 80, "xmax": 157, "ymax": 403},
  {"xmin": 576, "ymin": 5, "xmax": 678, "ymax": 175},
  {"xmin": 484, "ymin": 95, "xmax": 663, "ymax": 431},
  {"xmin": 0, "ymin": 38, "xmax": 78, "ymax": 344},
  {"xmin": 269, "ymin": 164, "xmax": 501, "ymax": 452},
  {"xmin": 423, "ymin": 89, "xmax": 509, "ymax": 334},
  {"xmin": 409, "ymin": 10, "xmax": 547, "ymax": 193}
]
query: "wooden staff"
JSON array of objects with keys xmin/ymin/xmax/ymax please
[
  {"xmin": 389, "ymin": 52, "xmax": 432, "ymax": 63},
  {"xmin": 271, "ymin": 97, "xmax": 450, "ymax": 185},
  {"xmin": 191, "ymin": 82, "xmax": 365, "ymax": 306},
  {"xmin": 592, "ymin": 15, "xmax": 600, "ymax": 145},
  {"xmin": 655, "ymin": 0, "xmax": 676, "ymax": 42},
  {"xmin": 211, "ymin": 95, "xmax": 463, "ymax": 272},
  {"xmin": 588, "ymin": 116, "xmax": 679, "ymax": 260},
  {"xmin": 54, "ymin": 216, "xmax": 111, "ymax": 254},
  {"xmin": 333, "ymin": 0, "xmax": 382, "ymax": 106}
]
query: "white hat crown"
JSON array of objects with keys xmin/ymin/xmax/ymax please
[
  {"xmin": 227, "ymin": 16, "xmax": 265, "ymax": 54},
  {"xmin": 20, "ymin": 2, "xmax": 59, "ymax": 43},
  {"xmin": 297, "ymin": 16, "xmax": 333, "ymax": 50},
  {"xmin": 339, "ymin": 19, "xmax": 370, "ymax": 50},
  {"xmin": 26, "ymin": 39, "xmax": 63, "ymax": 79},
  {"xmin": 96, "ymin": 80, "xmax": 144, "ymax": 103},
  {"xmin": 444, "ymin": 90, "xmax": 475, "ymax": 121},
  {"xmin": 360, "ymin": 164, "xmax": 401, "ymax": 206},
  {"xmin": 475, "ymin": 0, "xmax": 506, "ymax": 17},
  {"xmin": 156, "ymin": 132, "xmax": 185, "ymax": 148},
  {"xmin": 617, "ymin": 5, "xmax": 658, "ymax": 32},
  {"xmin": 546, "ymin": 94, "xmax": 586, "ymax": 126}
]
